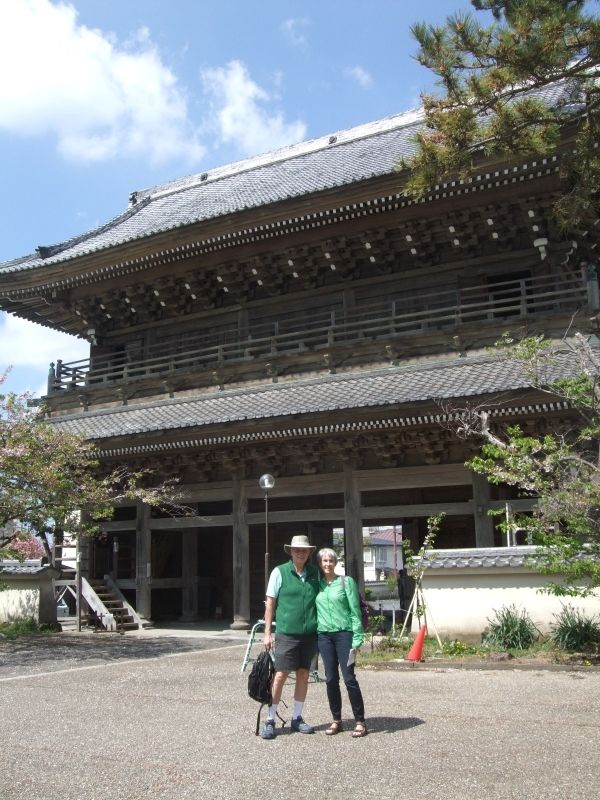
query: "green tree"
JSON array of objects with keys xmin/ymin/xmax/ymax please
[
  {"xmin": 0, "ymin": 375, "xmax": 184, "ymax": 563},
  {"xmin": 405, "ymin": 0, "xmax": 600, "ymax": 234},
  {"xmin": 445, "ymin": 333, "xmax": 600, "ymax": 596}
]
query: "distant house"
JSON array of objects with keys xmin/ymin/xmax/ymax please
[{"xmin": 364, "ymin": 527, "xmax": 403, "ymax": 582}]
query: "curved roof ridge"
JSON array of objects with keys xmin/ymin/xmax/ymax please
[{"xmin": 135, "ymin": 107, "xmax": 424, "ymax": 203}]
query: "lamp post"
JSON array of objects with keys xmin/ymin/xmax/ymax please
[
  {"xmin": 259, "ymin": 474, "xmax": 275, "ymax": 591},
  {"xmin": 76, "ymin": 538, "xmax": 81, "ymax": 633},
  {"xmin": 112, "ymin": 537, "xmax": 119, "ymax": 579}
]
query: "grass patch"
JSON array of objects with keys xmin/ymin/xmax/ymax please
[
  {"xmin": 0, "ymin": 618, "xmax": 54, "ymax": 640},
  {"xmin": 357, "ymin": 634, "xmax": 575, "ymax": 666}
]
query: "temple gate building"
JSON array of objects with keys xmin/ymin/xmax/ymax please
[{"xmin": 1, "ymin": 96, "xmax": 598, "ymax": 630}]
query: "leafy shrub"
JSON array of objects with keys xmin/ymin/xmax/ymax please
[
  {"xmin": 375, "ymin": 636, "xmax": 408, "ymax": 654},
  {"xmin": 0, "ymin": 618, "xmax": 40, "ymax": 639},
  {"xmin": 442, "ymin": 639, "xmax": 481, "ymax": 657},
  {"xmin": 483, "ymin": 604, "xmax": 538, "ymax": 650},
  {"xmin": 550, "ymin": 606, "xmax": 600, "ymax": 653},
  {"xmin": 367, "ymin": 614, "xmax": 386, "ymax": 634}
]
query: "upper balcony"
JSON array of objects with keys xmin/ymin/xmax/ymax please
[{"xmin": 46, "ymin": 269, "xmax": 598, "ymax": 404}]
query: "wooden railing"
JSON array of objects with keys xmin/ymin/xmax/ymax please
[{"xmin": 48, "ymin": 272, "xmax": 592, "ymax": 393}]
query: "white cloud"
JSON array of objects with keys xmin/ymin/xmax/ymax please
[
  {"xmin": 0, "ymin": 0, "xmax": 205, "ymax": 165},
  {"xmin": 1, "ymin": 313, "xmax": 88, "ymax": 368},
  {"xmin": 281, "ymin": 17, "xmax": 310, "ymax": 48},
  {"xmin": 345, "ymin": 65, "xmax": 374, "ymax": 89},
  {"xmin": 201, "ymin": 61, "xmax": 306, "ymax": 156},
  {"xmin": 0, "ymin": 313, "xmax": 90, "ymax": 397}
]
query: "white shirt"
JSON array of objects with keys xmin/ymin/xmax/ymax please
[{"xmin": 265, "ymin": 564, "xmax": 309, "ymax": 598}]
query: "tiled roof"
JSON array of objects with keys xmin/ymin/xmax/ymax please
[
  {"xmin": 369, "ymin": 529, "xmax": 402, "ymax": 545},
  {"xmin": 422, "ymin": 546, "xmax": 537, "ymax": 570},
  {"xmin": 48, "ymin": 348, "xmax": 578, "ymax": 442},
  {"xmin": 0, "ymin": 561, "xmax": 58, "ymax": 577},
  {"xmin": 0, "ymin": 110, "xmax": 423, "ymax": 275},
  {"xmin": 0, "ymin": 81, "xmax": 575, "ymax": 276}
]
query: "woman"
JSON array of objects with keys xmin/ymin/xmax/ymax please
[{"xmin": 315, "ymin": 547, "xmax": 367, "ymax": 737}]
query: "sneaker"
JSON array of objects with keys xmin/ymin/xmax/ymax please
[
  {"xmin": 291, "ymin": 716, "xmax": 314, "ymax": 734},
  {"xmin": 260, "ymin": 719, "xmax": 276, "ymax": 740}
]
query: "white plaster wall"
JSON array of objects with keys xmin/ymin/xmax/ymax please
[
  {"xmin": 420, "ymin": 568, "xmax": 600, "ymax": 638},
  {"xmin": 0, "ymin": 585, "xmax": 40, "ymax": 622}
]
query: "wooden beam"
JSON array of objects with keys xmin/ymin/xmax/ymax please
[
  {"xmin": 101, "ymin": 520, "xmax": 137, "ymax": 532},
  {"xmin": 247, "ymin": 509, "xmax": 344, "ymax": 524},
  {"xmin": 149, "ymin": 515, "xmax": 233, "ymax": 529},
  {"xmin": 179, "ymin": 464, "xmax": 472, "ymax": 503},
  {"xmin": 362, "ymin": 502, "xmax": 474, "ymax": 518},
  {"xmin": 357, "ymin": 464, "xmax": 470, "ymax": 490},
  {"xmin": 107, "ymin": 495, "xmax": 534, "ymax": 533}
]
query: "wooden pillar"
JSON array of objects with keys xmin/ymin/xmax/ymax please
[
  {"xmin": 135, "ymin": 502, "xmax": 152, "ymax": 623},
  {"xmin": 180, "ymin": 530, "xmax": 199, "ymax": 621},
  {"xmin": 402, "ymin": 519, "xmax": 419, "ymax": 554},
  {"xmin": 472, "ymin": 471, "xmax": 494, "ymax": 547},
  {"xmin": 343, "ymin": 462, "xmax": 364, "ymax": 592},
  {"xmin": 585, "ymin": 262, "xmax": 599, "ymax": 311},
  {"xmin": 111, "ymin": 534, "xmax": 119, "ymax": 579},
  {"xmin": 231, "ymin": 473, "xmax": 251, "ymax": 630}
]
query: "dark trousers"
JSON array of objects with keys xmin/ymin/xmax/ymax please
[{"xmin": 318, "ymin": 630, "xmax": 365, "ymax": 722}]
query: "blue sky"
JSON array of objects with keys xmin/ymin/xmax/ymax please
[{"xmin": 0, "ymin": 0, "xmax": 478, "ymax": 397}]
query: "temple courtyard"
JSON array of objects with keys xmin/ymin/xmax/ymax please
[{"xmin": 1, "ymin": 627, "xmax": 598, "ymax": 800}]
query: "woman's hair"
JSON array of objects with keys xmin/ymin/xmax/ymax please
[{"xmin": 317, "ymin": 547, "xmax": 338, "ymax": 565}]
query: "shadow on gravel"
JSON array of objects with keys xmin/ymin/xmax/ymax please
[
  {"xmin": 366, "ymin": 715, "xmax": 425, "ymax": 734},
  {"xmin": 0, "ymin": 633, "xmax": 236, "ymax": 671},
  {"xmin": 309, "ymin": 716, "xmax": 424, "ymax": 735}
]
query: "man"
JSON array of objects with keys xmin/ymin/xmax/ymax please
[{"xmin": 261, "ymin": 534, "xmax": 319, "ymax": 740}]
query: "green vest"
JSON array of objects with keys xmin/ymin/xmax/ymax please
[{"xmin": 275, "ymin": 561, "xmax": 319, "ymax": 635}]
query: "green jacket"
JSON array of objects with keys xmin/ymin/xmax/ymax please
[
  {"xmin": 275, "ymin": 561, "xmax": 319, "ymax": 635},
  {"xmin": 316, "ymin": 575, "xmax": 364, "ymax": 649}
]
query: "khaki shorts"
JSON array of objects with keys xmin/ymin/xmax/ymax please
[{"xmin": 273, "ymin": 632, "xmax": 318, "ymax": 673}]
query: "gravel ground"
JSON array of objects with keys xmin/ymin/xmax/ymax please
[{"xmin": 1, "ymin": 628, "xmax": 599, "ymax": 800}]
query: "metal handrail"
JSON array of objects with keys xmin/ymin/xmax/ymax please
[{"xmin": 50, "ymin": 273, "xmax": 588, "ymax": 392}]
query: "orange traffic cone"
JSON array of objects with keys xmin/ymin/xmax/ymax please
[{"xmin": 406, "ymin": 624, "xmax": 427, "ymax": 662}]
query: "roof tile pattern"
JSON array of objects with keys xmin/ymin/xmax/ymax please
[
  {"xmin": 49, "ymin": 349, "xmax": 577, "ymax": 441},
  {"xmin": 0, "ymin": 563, "xmax": 57, "ymax": 576},
  {"xmin": 422, "ymin": 546, "xmax": 537, "ymax": 569}
]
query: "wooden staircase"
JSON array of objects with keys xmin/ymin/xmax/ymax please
[{"xmin": 82, "ymin": 576, "xmax": 142, "ymax": 632}]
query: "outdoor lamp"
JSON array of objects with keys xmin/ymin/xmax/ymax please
[
  {"xmin": 259, "ymin": 474, "xmax": 275, "ymax": 591},
  {"xmin": 259, "ymin": 473, "xmax": 275, "ymax": 492}
]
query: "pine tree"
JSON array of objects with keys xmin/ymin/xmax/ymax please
[{"xmin": 405, "ymin": 1, "xmax": 600, "ymax": 234}]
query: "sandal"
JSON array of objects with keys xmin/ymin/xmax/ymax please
[
  {"xmin": 352, "ymin": 721, "xmax": 368, "ymax": 738},
  {"xmin": 325, "ymin": 720, "xmax": 343, "ymax": 735}
]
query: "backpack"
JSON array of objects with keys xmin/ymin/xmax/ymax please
[
  {"xmin": 340, "ymin": 575, "xmax": 371, "ymax": 630},
  {"xmin": 247, "ymin": 650, "xmax": 276, "ymax": 735}
]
